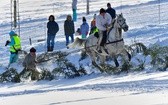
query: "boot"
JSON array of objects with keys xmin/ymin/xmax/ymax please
[
  {"xmin": 47, "ymin": 46, "xmax": 50, "ymax": 52},
  {"xmin": 50, "ymin": 46, "xmax": 53, "ymax": 52}
]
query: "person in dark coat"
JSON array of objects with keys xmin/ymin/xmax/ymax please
[
  {"xmin": 47, "ymin": 15, "xmax": 59, "ymax": 52},
  {"xmin": 64, "ymin": 15, "xmax": 75, "ymax": 48},
  {"xmin": 106, "ymin": 3, "xmax": 116, "ymax": 20}
]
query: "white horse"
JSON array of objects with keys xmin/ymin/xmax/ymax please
[{"xmin": 69, "ymin": 13, "xmax": 131, "ymax": 68}]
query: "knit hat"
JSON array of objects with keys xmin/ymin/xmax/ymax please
[
  {"xmin": 30, "ymin": 47, "xmax": 36, "ymax": 52},
  {"xmin": 82, "ymin": 17, "xmax": 86, "ymax": 22},
  {"xmin": 9, "ymin": 30, "xmax": 16, "ymax": 36}
]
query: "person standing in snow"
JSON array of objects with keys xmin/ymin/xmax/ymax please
[
  {"xmin": 80, "ymin": 17, "xmax": 89, "ymax": 39},
  {"xmin": 47, "ymin": 15, "xmax": 59, "ymax": 52},
  {"xmin": 5, "ymin": 30, "xmax": 21, "ymax": 67},
  {"xmin": 64, "ymin": 15, "xmax": 75, "ymax": 48},
  {"xmin": 72, "ymin": 0, "xmax": 77, "ymax": 22}
]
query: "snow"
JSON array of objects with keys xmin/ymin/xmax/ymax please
[{"xmin": 0, "ymin": 0, "xmax": 168, "ymax": 105}]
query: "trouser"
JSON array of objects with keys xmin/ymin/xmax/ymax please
[
  {"xmin": 98, "ymin": 30, "xmax": 107, "ymax": 46},
  {"xmin": 10, "ymin": 52, "xmax": 18, "ymax": 64},
  {"xmin": 73, "ymin": 9, "xmax": 77, "ymax": 22},
  {"xmin": 20, "ymin": 68, "xmax": 40, "ymax": 80},
  {"xmin": 47, "ymin": 34, "xmax": 55, "ymax": 50},
  {"xmin": 65, "ymin": 34, "xmax": 74, "ymax": 46}
]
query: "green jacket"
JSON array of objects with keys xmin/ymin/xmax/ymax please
[{"xmin": 9, "ymin": 35, "xmax": 21, "ymax": 53}]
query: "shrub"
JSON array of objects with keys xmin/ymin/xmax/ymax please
[
  {"xmin": 0, "ymin": 68, "xmax": 20, "ymax": 83},
  {"xmin": 40, "ymin": 69, "xmax": 54, "ymax": 80}
]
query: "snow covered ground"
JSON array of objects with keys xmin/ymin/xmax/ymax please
[{"xmin": 0, "ymin": 0, "xmax": 168, "ymax": 105}]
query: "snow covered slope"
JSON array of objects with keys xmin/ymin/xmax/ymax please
[{"xmin": 0, "ymin": 0, "xmax": 168, "ymax": 105}]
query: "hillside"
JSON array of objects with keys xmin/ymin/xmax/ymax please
[{"xmin": 0, "ymin": 0, "xmax": 168, "ymax": 105}]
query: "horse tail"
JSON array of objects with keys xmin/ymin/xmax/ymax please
[{"xmin": 68, "ymin": 37, "xmax": 86, "ymax": 48}]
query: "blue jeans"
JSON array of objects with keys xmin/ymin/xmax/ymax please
[
  {"xmin": 65, "ymin": 34, "xmax": 74, "ymax": 46},
  {"xmin": 47, "ymin": 34, "xmax": 55, "ymax": 48},
  {"xmin": 10, "ymin": 53, "xmax": 18, "ymax": 64}
]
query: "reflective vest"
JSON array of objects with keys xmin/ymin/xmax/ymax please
[
  {"xmin": 93, "ymin": 27, "xmax": 99, "ymax": 34},
  {"xmin": 10, "ymin": 35, "xmax": 21, "ymax": 52}
]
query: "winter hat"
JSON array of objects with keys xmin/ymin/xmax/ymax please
[
  {"xmin": 9, "ymin": 30, "xmax": 16, "ymax": 36},
  {"xmin": 82, "ymin": 17, "xmax": 86, "ymax": 22},
  {"xmin": 30, "ymin": 47, "xmax": 36, "ymax": 52}
]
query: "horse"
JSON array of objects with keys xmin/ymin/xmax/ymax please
[{"xmin": 69, "ymin": 13, "xmax": 131, "ymax": 69}]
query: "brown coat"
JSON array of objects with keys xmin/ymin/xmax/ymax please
[{"xmin": 22, "ymin": 53, "xmax": 37, "ymax": 70}]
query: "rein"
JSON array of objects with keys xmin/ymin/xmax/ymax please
[
  {"xmin": 106, "ymin": 38, "xmax": 123, "ymax": 45},
  {"xmin": 83, "ymin": 38, "xmax": 123, "ymax": 50}
]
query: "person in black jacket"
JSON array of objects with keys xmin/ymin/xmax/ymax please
[
  {"xmin": 106, "ymin": 3, "xmax": 116, "ymax": 20},
  {"xmin": 47, "ymin": 15, "xmax": 59, "ymax": 52},
  {"xmin": 64, "ymin": 15, "xmax": 75, "ymax": 48}
]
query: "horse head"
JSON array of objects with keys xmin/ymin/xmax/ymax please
[{"xmin": 116, "ymin": 13, "xmax": 129, "ymax": 32}]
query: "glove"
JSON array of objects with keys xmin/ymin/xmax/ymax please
[
  {"xmin": 104, "ymin": 23, "xmax": 111, "ymax": 28},
  {"xmin": 103, "ymin": 24, "xmax": 108, "ymax": 28},
  {"xmin": 5, "ymin": 40, "xmax": 10, "ymax": 46}
]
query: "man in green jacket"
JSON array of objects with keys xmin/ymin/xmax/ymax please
[{"xmin": 5, "ymin": 30, "xmax": 21, "ymax": 67}]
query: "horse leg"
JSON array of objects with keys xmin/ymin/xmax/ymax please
[
  {"xmin": 126, "ymin": 51, "xmax": 131, "ymax": 61},
  {"xmin": 89, "ymin": 52, "xmax": 105, "ymax": 72},
  {"xmin": 89, "ymin": 52, "xmax": 97, "ymax": 66},
  {"xmin": 113, "ymin": 56, "xmax": 119, "ymax": 67},
  {"xmin": 120, "ymin": 49, "xmax": 131, "ymax": 62},
  {"xmin": 99, "ymin": 55, "xmax": 106, "ymax": 65}
]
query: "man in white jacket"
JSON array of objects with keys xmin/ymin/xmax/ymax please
[{"xmin": 96, "ymin": 8, "xmax": 112, "ymax": 53}]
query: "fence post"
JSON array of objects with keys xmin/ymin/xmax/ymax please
[
  {"xmin": 158, "ymin": 0, "xmax": 160, "ymax": 24},
  {"xmin": 29, "ymin": 37, "xmax": 32, "ymax": 45},
  {"xmin": 86, "ymin": 0, "xmax": 89, "ymax": 15}
]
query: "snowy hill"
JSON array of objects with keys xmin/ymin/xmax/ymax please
[{"xmin": 0, "ymin": 0, "xmax": 168, "ymax": 105}]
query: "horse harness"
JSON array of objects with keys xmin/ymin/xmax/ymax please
[{"xmin": 84, "ymin": 18, "xmax": 124, "ymax": 50}]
